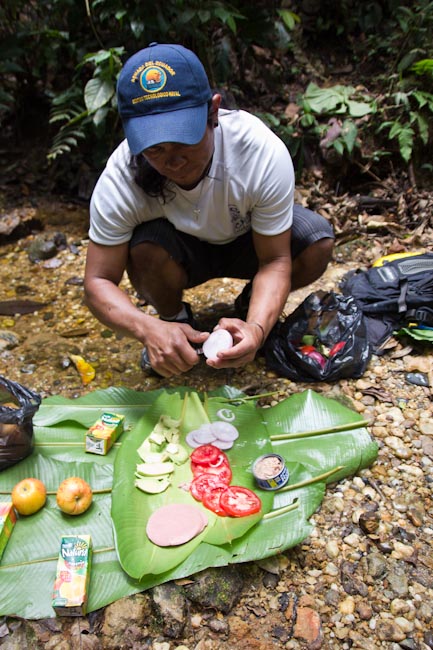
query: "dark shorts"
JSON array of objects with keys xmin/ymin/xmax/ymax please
[{"xmin": 129, "ymin": 204, "xmax": 334, "ymax": 288}]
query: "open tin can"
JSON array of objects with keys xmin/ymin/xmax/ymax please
[{"xmin": 252, "ymin": 453, "xmax": 289, "ymax": 491}]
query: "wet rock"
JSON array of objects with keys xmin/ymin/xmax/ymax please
[
  {"xmin": 208, "ymin": 617, "xmax": 229, "ymax": 634},
  {"xmin": 182, "ymin": 566, "xmax": 244, "ymax": 613},
  {"xmin": 416, "ymin": 600, "xmax": 433, "ymax": 623},
  {"xmin": 420, "ymin": 435, "xmax": 433, "ymax": 459},
  {"xmin": 0, "ymin": 330, "xmax": 19, "ymax": 350},
  {"xmin": 398, "ymin": 639, "xmax": 418, "ymax": 650},
  {"xmin": 419, "ymin": 420, "xmax": 433, "ymax": 435},
  {"xmin": 271, "ymin": 625, "xmax": 289, "ymax": 643},
  {"xmin": 100, "ymin": 593, "xmax": 152, "ymax": 649},
  {"xmin": 324, "ymin": 539, "xmax": 339, "ymax": 558},
  {"xmin": 53, "ymin": 232, "xmax": 67, "ymax": 249},
  {"xmin": 0, "ymin": 622, "xmax": 8, "ymax": 639},
  {"xmin": 0, "ymin": 207, "xmax": 41, "ymax": 243},
  {"xmin": 43, "ymin": 257, "xmax": 63, "ymax": 269},
  {"xmin": 356, "ymin": 601, "xmax": 373, "ymax": 620},
  {"xmin": 411, "ymin": 565, "xmax": 433, "ymax": 589},
  {"xmin": 293, "ymin": 607, "xmax": 323, "ymax": 649},
  {"xmin": 386, "ymin": 564, "xmax": 409, "ymax": 596},
  {"xmin": 27, "ymin": 236, "xmax": 58, "ymax": 262},
  {"xmin": 365, "ymin": 552, "xmax": 388, "ymax": 579},
  {"xmin": 324, "ymin": 589, "xmax": 339, "ymax": 607},
  {"xmin": 405, "ymin": 371, "xmax": 429, "ymax": 387},
  {"xmin": 358, "ymin": 509, "xmax": 380, "ymax": 535},
  {"xmin": 0, "ymin": 621, "xmax": 31, "ymax": 650},
  {"xmin": 348, "ymin": 631, "xmax": 377, "ymax": 650},
  {"xmin": 406, "ymin": 503, "xmax": 425, "ymax": 527},
  {"xmin": 65, "ymin": 275, "xmax": 84, "ymax": 286},
  {"xmin": 339, "ymin": 596, "xmax": 355, "ymax": 615},
  {"xmin": 262, "ymin": 572, "xmax": 279, "ymax": 589},
  {"xmin": 151, "ymin": 583, "xmax": 187, "ymax": 638},
  {"xmin": 375, "ymin": 620, "xmax": 406, "ymax": 642},
  {"xmin": 340, "ymin": 560, "xmax": 369, "ymax": 596},
  {"xmin": 424, "ymin": 630, "xmax": 433, "ymax": 648},
  {"xmin": 392, "ymin": 527, "xmax": 416, "ymax": 545}
]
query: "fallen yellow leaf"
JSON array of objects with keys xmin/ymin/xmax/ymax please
[{"xmin": 69, "ymin": 354, "xmax": 96, "ymax": 385}]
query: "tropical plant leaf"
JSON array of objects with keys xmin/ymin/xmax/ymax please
[
  {"xmin": 111, "ymin": 391, "xmax": 274, "ymax": 579},
  {"xmin": 84, "ymin": 78, "xmax": 114, "ymax": 113},
  {"xmin": 33, "ymin": 386, "xmax": 164, "ymax": 428},
  {"xmin": 0, "ymin": 387, "xmax": 377, "ymax": 620}
]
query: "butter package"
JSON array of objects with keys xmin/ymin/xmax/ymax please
[
  {"xmin": 0, "ymin": 502, "xmax": 16, "ymax": 561},
  {"xmin": 85, "ymin": 412, "xmax": 124, "ymax": 455},
  {"xmin": 52, "ymin": 535, "xmax": 92, "ymax": 616}
]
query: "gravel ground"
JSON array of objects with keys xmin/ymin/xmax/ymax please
[{"xmin": 0, "ymin": 199, "xmax": 432, "ymax": 649}]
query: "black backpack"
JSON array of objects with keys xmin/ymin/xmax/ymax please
[{"xmin": 340, "ymin": 252, "xmax": 433, "ymax": 349}]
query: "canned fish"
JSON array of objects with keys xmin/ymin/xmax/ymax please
[{"xmin": 252, "ymin": 453, "xmax": 289, "ymax": 490}]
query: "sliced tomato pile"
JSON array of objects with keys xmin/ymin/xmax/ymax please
[{"xmin": 189, "ymin": 444, "xmax": 261, "ymax": 518}]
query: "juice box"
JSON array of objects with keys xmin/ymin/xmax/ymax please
[
  {"xmin": 85, "ymin": 412, "xmax": 124, "ymax": 455},
  {"xmin": 52, "ymin": 535, "xmax": 92, "ymax": 616},
  {"xmin": 0, "ymin": 502, "xmax": 16, "ymax": 561}
]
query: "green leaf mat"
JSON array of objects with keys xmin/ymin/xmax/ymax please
[{"xmin": 0, "ymin": 386, "xmax": 377, "ymax": 619}]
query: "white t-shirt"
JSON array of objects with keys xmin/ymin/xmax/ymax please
[{"xmin": 89, "ymin": 109, "xmax": 295, "ymax": 246}]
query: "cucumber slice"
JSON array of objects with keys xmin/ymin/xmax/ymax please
[
  {"xmin": 135, "ymin": 476, "xmax": 171, "ymax": 494},
  {"xmin": 136, "ymin": 461, "xmax": 175, "ymax": 476}
]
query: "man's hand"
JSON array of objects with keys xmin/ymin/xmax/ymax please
[
  {"xmin": 204, "ymin": 317, "xmax": 264, "ymax": 369},
  {"xmin": 143, "ymin": 320, "xmax": 209, "ymax": 377}
]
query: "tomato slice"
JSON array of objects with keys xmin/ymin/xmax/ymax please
[
  {"xmin": 202, "ymin": 486, "xmax": 228, "ymax": 516},
  {"xmin": 208, "ymin": 450, "xmax": 229, "ymax": 467},
  {"xmin": 202, "ymin": 462, "xmax": 232, "ymax": 484},
  {"xmin": 192, "ymin": 459, "xmax": 232, "ymax": 483},
  {"xmin": 219, "ymin": 486, "xmax": 262, "ymax": 517},
  {"xmin": 190, "ymin": 444, "xmax": 221, "ymax": 466},
  {"xmin": 190, "ymin": 474, "xmax": 228, "ymax": 502}
]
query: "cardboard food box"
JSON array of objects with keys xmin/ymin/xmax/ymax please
[
  {"xmin": 0, "ymin": 502, "xmax": 16, "ymax": 561},
  {"xmin": 85, "ymin": 412, "xmax": 124, "ymax": 455},
  {"xmin": 52, "ymin": 534, "xmax": 92, "ymax": 616}
]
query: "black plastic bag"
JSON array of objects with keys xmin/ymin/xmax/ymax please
[
  {"xmin": 263, "ymin": 291, "xmax": 372, "ymax": 382},
  {"xmin": 0, "ymin": 376, "xmax": 41, "ymax": 471}
]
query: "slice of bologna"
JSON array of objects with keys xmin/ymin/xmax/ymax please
[{"xmin": 146, "ymin": 503, "xmax": 209, "ymax": 547}]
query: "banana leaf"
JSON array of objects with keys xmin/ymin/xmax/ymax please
[
  {"xmin": 111, "ymin": 391, "xmax": 274, "ymax": 579},
  {"xmin": 0, "ymin": 386, "xmax": 377, "ymax": 620}
]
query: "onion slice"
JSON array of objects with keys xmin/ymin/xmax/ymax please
[
  {"xmin": 202, "ymin": 329, "xmax": 233, "ymax": 360},
  {"xmin": 211, "ymin": 421, "xmax": 239, "ymax": 442}
]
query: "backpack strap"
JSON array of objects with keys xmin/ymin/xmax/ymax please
[{"xmin": 405, "ymin": 307, "xmax": 433, "ymax": 326}]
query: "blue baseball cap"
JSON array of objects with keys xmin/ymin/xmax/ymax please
[{"xmin": 117, "ymin": 43, "xmax": 212, "ymax": 154}]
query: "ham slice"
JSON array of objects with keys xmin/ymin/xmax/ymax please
[{"xmin": 146, "ymin": 503, "xmax": 208, "ymax": 547}]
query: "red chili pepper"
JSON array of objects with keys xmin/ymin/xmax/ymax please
[
  {"xmin": 329, "ymin": 341, "xmax": 346, "ymax": 357},
  {"xmin": 300, "ymin": 345, "xmax": 316, "ymax": 354}
]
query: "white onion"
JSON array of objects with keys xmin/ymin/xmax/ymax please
[
  {"xmin": 212, "ymin": 439, "xmax": 235, "ymax": 450},
  {"xmin": 211, "ymin": 421, "xmax": 239, "ymax": 442},
  {"xmin": 192, "ymin": 426, "xmax": 217, "ymax": 444},
  {"xmin": 185, "ymin": 432, "xmax": 201, "ymax": 448},
  {"xmin": 202, "ymin": 329, "xmax": 233, "ymax": 360}
]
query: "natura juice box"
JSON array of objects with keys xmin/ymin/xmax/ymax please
[
  {"xmin": 0, "ymin": 502, "xmax": 16, "ymax": 561},
  {"xmin": 52, "ymin": 535, "xmax": 92, "ymax": 616},
  {"xmin": 85, "ymin": 412, "xmax": 124, "ymax": 455}
]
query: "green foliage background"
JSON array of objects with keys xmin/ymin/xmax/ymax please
[{"xmin": 1, "ymin": 0, "xmax": 432, "ymax": 191}]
